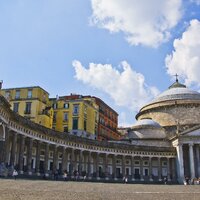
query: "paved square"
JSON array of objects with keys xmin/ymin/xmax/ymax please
[{"xmin": 0, "ymin": 179, "xmax": 200, "ymax": 200}]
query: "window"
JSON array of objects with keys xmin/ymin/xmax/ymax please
[
  {"xmin": 27, "ymin": 89, "xmax": 32, "ymax": 98},
  {"xmin": 15, "ymin": 90, "xmax": 20, "ymax": 99},
  {"xmin": 5, "ymin": 91, "xmax": 10, "ymax": 100},
  {"xmin": 63, "ymin": 103, "xmax": 69, "ymax": 109},
  {"xmin": 134, "ymin": 161, "xmax": 140, "ymax": 165},
  {"xmin": 53, "ymin": 112, "xmax": 57, "ymax": 122},
  {"xmin": 84, "ymin": 106, "xmax": 87, "ymax": 114},
  {"xmin": 126, "ymin": 160, "xmax": 129, "ymax": 165},
  {"xmin": 25, "ymin": 102, "xmax": 31, "ymax": 114},
  {"xmin": 73, "ymin": 104, "xmax": 79, "ymax": 115},
  {"xmin": 72, "ymin": 118, "xmax": 78, "ymax": 130},
  {"xmin": 143, "ymin": 161, "xmax": 149, "ymax": 166},
  {"xmin": 42, "ymin": 93, "xmax": 46, "ymax": 102},
  {"xmin": 95, "ymin": 112, "xmax": 98, "ymax": 122},
  {"xmin": 84, "ymin": 119, "xmax": 87, "ymax": 131},
  {"xmin": 13, "ymin": 103, "xmax": 19, "ymax": 113},
  {"xmin": 144, "ymin": 168, "xmax": 149, "ymax": 176},
  {"xmin": 63, "ymin": 112, "xmax": 68, "ymax": 121},
  {"xmin": 64, "ymin": 126, "xmax": 68, "ymax": 133},
  {"xmin": 53, "ymin": 103, "xmax": 57, "ymax": 109}
]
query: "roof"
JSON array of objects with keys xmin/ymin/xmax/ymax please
[
  {"xmin": 132, "ymin": 119, "xmax": 161, "ymax": 128},
  {"xmin": 151, "ymin": 80, "xmax": 200, "ymax": 103},
  {"xmin": 1, "ymin": 86, "xmax": 49, "ymax": 95}
]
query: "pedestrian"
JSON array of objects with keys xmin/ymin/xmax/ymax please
[
  {"xmin": 12, "ymin": 169, "xmax": 18, "ymax": 180},
  {"xmin": 125, "ymin": 177, "xmax": 128, "ymax": 184},
  {"xmin": 164, "ymin": 177, "xmax": 167, "ymax": 184},
  {"xmin": 63, "ymin": 172, "xmax": 67, "ymax": 181}
]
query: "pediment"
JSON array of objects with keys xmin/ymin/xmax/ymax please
[{"xmin": 182, "ymin": 128, "xmax": 200, "ymax": 137}]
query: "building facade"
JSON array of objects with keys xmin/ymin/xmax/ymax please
[
  {"xmin": 0, "ymin": 86, "xmax": 120, "ymax": 141},
  {"xmin": 1, "ymin": 80, "xmax": 200, "ymax": 184},
  {"xmin": 94, "ymin": 97, "xmax": 119, "ymax": 141},
  {"xmin": 49, "ymin": 94, "xmax": 99, "ymax": 139},
  {"xmin": 0, "ymin": 86, "xmax": 53, "ymax": 129}
]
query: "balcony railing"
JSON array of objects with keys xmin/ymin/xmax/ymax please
[
  {"xmin": 38, "ymin": 111, "xmax": 50, "ymax": 117},
  {"xmin": 24, "ymin": 110, "xmax": 31, "ymax": 114}
]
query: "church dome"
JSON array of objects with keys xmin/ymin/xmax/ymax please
[
  {"xmin": 129, "ymin": 119, "xmax": 165, "ymax": 139},
  {"xmin": 136, "ymin": 79, "xmax": 200, "ymax": 127},
  {"xmin": 152, "ymin": 81, "xmax": 200, "ymax": 103},
  {"xmin": 132, "ymin": 119, "xmax": 161, "ymax": 128}
]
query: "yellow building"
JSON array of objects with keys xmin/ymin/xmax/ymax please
[
  {"xmin": 50, "ymin": 94, "xmax": 99, "ymax": 139},
  {"xmin": 0, "ymin": 86, "xmax": 53, "ymax": 129},
  {"xmin": 0, "ymin": 84, "xmax": 119, "ymax": 140}
]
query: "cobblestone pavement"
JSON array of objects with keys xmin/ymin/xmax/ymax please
[{"xmin": 0, "ymin": 179, "xmax": 200, "ymax": 200}]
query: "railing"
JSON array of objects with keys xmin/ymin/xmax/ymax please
[{"xmin": 38, "ymin": 111, "xmax": 50, "ymax": 117}]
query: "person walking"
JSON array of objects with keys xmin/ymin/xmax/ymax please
[{"xmin": 12, "ymin": 169, "xmax": 18, "ymax": 180}]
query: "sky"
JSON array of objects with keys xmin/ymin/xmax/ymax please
[{"xmin": 1, "ymin": 0, "xmax": 200, "ymax": 127}]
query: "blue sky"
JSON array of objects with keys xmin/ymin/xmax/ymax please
[{"xmin": 1, "ymin": 0, "xmax": 200, "ymax": 126}]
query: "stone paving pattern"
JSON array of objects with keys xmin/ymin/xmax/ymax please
[{"xmin": 0, "ymin": 179, "xmax": 200, "ymax": 200}]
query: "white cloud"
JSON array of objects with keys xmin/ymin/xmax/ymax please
[
  {"xmin": 90, "ymin": 0, "xmax": 182, "ymax": 47},
  {"xmin": 165, "ymin": 19, "xmax": 200, "ymax": 87},
  {"xmin": 72, "ymin": 60, "xmax": 159, "ymax": 112}
]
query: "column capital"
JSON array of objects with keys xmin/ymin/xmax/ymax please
[
  {"xmin": 174, "ymin": 142, "xmax": 183, "ymax": 148},
  {"xmin": 189, "ymin": 143, "xmax": 194, "ymax": 147}
]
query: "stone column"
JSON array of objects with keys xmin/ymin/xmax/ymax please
[
  {"xmin": 79, "ymin": 151, "xmax": 83, "ymax": 176},
  {"xmin": 95, "ymin": 152, "xmax": 99, "ymax": 180},
  {"xmin": 112, "ymin": 154, "xmax": 116, "ymax": 180},
  {"xmin": 18, "ymin": 135, "xmax": 25, "ymax": 174},
  {"xmin": 53, "ymin": 145, "xmax": 58, "ymax": 173},
  {"xmin": 10, "ymin": 132, "xmax": 17, "ymax": 167},
  {"xmin": 189, "ymin": 143, "xmax": 195, "ymax": 179},
  {"xmin": 0, "ymin": 141, "xmax": 5, "ymax": 164},
  {"xmin": 171, "ymin": 158, "xmax": 176, "ymax": 181},
  {"xmin": 176, "ymin": 143, "xmax": 184, "ymax": 183},
  {"xmin": 131, "ymin": 156, "xmax": 135, "ymax": 181},
  {"xmin": 0, "ymin": 124, "xmax": 6, "ymax": 163},
  {"xmin": 70, "ymin": 148, "xmax": 74, "ymax": 177},
  {"xmin": 44, "ymin": 143, "xmax": 49, "ymax": 176},
  {"xmin": 35, "ymin": 140, "xmax": 41, "ymax": 176},
  {"xmin": 196, "ymin": 144, "xmax": 200, "ymax": 178},
  {"xmin": 140, "ymin": 157, "xmax": 144, "ymax": 181},
  {"xmin": 88, "ymin": 151, "xmax": 92, "ymax": 179},
  {"xmin": 167, "ymin": 158, "xmax": 171, "ymax": 181},
  {"xmin": 74, "ymin": 151, "xmax": 77, "ymax": 172},
  {"xmin": 104, "ymin": 153, "xmax": 109, "ymax": 180},
  {"xmin": 149, "ymin": 157, "xmax": 153, "ymax": 181},
  {"xmin": 158, "ymin": 157, "xmax": 162, "ymax": 181},
  {"xmin": 61, "ymin": 147, "xmax": 67, "ymax": 173},
  {"xmin": 122, "ymin": 155, "xmax": 125, "ymax": 178},
  {"xmin": 27, "ymin": 138, "xmax": 33, "ymax": 175},
  {"xmin": 4, "ymin": 129, "xmax": 10, "ymax": 165}
]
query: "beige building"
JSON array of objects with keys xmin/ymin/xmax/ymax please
[
  {"xmin": 0, "ymin": 86, "xmax": 53, "ymax": 129},
  {"xmin": 0, "ymin": 79, "xmax": 200, "ymax": 184}
]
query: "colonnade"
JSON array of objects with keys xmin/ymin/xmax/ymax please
[
  {"xmin": 176, "ymin": 143, "xmax": 200, "ymax": 183},
  {"xmin": 1, "ymin": 130, "xmax": 177, "ymax": 182}
]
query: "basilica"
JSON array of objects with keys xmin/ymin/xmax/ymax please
[{"xmin": 0, "ymin": 79, "xmax": 200, "ymax": 184}]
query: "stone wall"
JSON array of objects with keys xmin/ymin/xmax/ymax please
[{"xmin": 137, "ymin": 100, "xmax": 200, "ymax": 127}]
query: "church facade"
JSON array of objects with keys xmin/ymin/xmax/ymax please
[{"xmin": 0, "ymin": 80, "xmax": 200, "ymax": 184}]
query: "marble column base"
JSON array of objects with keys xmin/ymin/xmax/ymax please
[{"xmin": 28, "ymin": 171, "xmax": 32, "ymax": 175}]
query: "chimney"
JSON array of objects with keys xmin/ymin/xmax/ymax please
[{"xmin": 0, "ymin": 80, "xmax": 3, "ymax": 89}]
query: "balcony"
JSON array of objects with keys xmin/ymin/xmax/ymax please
[
  {"xmin": 24, "ymin": 110, "xmax": 31, "ymax": 115},
  {"xmin": 38, "ymin": 110, "xmax": 50, "ymax": 117}
]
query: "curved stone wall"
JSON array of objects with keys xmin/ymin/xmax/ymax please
[
  {"xmin": 136, "ymin": 100, "xmax": 200, "ymax": 127},
  {"xmin": 0, "ymin": 95, "xmax": 177, "ymax": 182}
]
